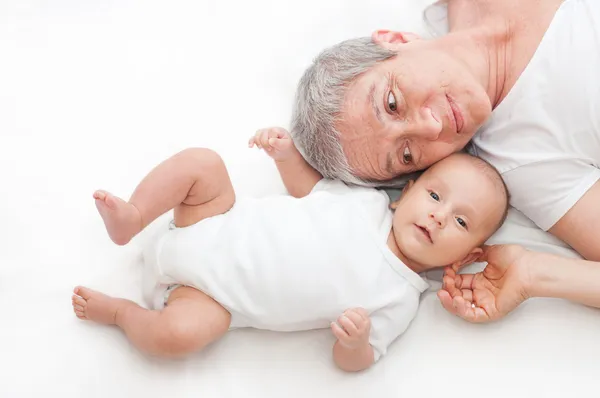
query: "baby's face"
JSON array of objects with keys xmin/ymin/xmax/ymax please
[{"xmin": 391, "ymin": 155, "xmax": 505, "ymax": 269}]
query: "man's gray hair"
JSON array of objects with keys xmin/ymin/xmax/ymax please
[{"xmin": 290, "ymin": 36, "xmax": 411, "ymax": 187}]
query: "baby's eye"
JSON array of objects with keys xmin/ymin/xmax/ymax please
[
  {"xmin": 388, "ymin": 91, "xmax": 397, "ymax": 112},
  {"xmin": 456, "ymin": 217, "xmax": 467, "ymax": 229},
  {"xmin": 429, "ymin": 192, "xmax": 439, "ymax": 201}
]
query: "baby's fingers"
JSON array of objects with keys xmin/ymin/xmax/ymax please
[
  {"xmin": 249, "ymin": 132, "xmax": 263, "ymax": 149},
  {"xmin": 268, "ymin": 136, "xmax": 291, "ymax": 152},
  {"xmin": 344, "ymin": 310, "xmax": 366, "ymax": 329},
  {"xmin": 331, "ymin": 322, "xmax": 349, "ymax": 341},
  {"xmin": 258, "ymin": 130, "xmax": 272, "ymax": 149},
  {"xmin": 249, "ymin": 129, "xmax": 269, "ymax": 149},
  {"xmin": 337, "ymin": 315, "xmax": 358, "ymax": 336}
]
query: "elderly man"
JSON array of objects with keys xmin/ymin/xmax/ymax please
[{"xmin": 289, "ymin": 0, "xmax": 600, "ymax": 324}]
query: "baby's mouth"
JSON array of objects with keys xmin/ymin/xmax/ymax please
[{"xmin": 416, "ymin": 224, "xmax": 433, "ymax": 244}]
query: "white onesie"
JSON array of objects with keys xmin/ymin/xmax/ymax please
[{"xmin": 142, "ymin": 179, "xmax": 430, "ymax": 361}]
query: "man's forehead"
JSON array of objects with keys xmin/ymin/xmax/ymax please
[
  {"xmin": 345, "ymin": 60, "xmax": 390, "ymax": 99},
  {"xmin": 338, "ymin": 81, "xmax": 378, "ymax": 138}
]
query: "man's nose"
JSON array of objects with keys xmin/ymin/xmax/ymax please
[{"xmin": 409, "ymin": 106, "xmax": 443, "ymax": 141}]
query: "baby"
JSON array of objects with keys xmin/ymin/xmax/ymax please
[{"xmin": 71, "ymin": 127, "xmax": 508, "ymax": 372}]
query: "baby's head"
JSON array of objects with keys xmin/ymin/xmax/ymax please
[{"xmin": 390, "ymin": 153, "xmax": 509, "ymax": 271}]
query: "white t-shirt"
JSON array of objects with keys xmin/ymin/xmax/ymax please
[
  {"xmin": 146, "ymin": 179, "xmax": 430, "ymax": 361},
  {"xmin": 425, "ymin": 0, "xmax": 600, "ymax": 231}
]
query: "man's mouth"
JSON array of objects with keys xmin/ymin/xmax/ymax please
[{"xmin": 446, "ymin": 94, "xmax": 464, "ymax": 134}]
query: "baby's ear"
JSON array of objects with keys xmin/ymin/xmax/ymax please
[
  {"xmin": 390, "ymin": 180, "xmax": 415, "ymax": 210},
  {"xmin": 402, "ymin": 179, "xmax": 415, "ymax": 194},
  {"xmin": 451, "ymin": 247, "xmax": 484, "ymax": 271}
]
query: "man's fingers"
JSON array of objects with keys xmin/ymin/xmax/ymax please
[
  {"xmin": 444, "ymin": 266, "xmax": 456, "ymax": 279},
  {"xmin": 456, "ymin": 273, "xmax": 477, "ymax": 290},
  {"xmin": 453, "ymin": 296, "xmax": 475, "ymax": 321},
  {"xmin": 473, "ymin": 290, "xmax": 497, "ymax": 317},
  {"xmin": 460, "ymin": 289, "xmax": 473, "ymax": 302},
  {"xmin": 453, "ymin": 296, "xmax": 489, "ymax": 323},
  {"xmin": 437, "ymin": 290, "xmax": 458, "ymax": 316},
  {"xmin": 443, "ymin": 275, "xmax": 462, "ymax": 297}
]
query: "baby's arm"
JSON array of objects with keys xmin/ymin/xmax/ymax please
[
  {"xmin": 249, "ymin": 127, "xmax": 322, "ymax": 198},
  {"xmin": 330, "ymin": 308, "xmax": 375, "ymax": 372},
  {"xmin": 331, "ymin": 295, "xmax": 420, "ymax": 371}
]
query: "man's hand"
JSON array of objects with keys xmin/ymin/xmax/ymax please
[
  {"xmin": 437, "ymin": 244, "xmax": 533, "ymax": 323},
  {"xmin": 331, "ymin": 308, "xmax": 371, "ymax": 349},
  {"xmin": 248, "ymin": 127, "xmax": 298, "ymax": 162}
]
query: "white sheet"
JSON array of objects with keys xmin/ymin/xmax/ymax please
[{"xmin": 1, "ymin": 1, "xmax": 599, "ymax": 397}]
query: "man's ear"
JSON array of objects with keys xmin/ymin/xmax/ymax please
[
  {"xmin": 451, "ymin": 247, "xmax": 484, "ymax": 271},
  {"xmin": 371, "ymin": 30, "xmax": 421, "ymax": 50}
]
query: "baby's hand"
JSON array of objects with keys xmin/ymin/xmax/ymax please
[
  {"xmin": 331, "ymin": 308, "xmax": 371, "ymax": 349},
  {"xmin": 248, "ymin": 127, "xmax": 297, "ymax": 161}
]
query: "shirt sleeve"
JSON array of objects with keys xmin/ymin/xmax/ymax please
[
  {"xmin": 368, "ymin": 290, "xmax": 420, "ymax": 362},
  {"xmin": 502, "ymin": 159, "xmax": 600, "ymax": 231}
]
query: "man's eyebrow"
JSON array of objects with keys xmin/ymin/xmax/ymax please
[{"xmin": 369, "ymin": 82, "xmax": 383, "ymax": 125}]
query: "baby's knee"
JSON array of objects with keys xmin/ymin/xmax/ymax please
[
  {"xmin": 156, "ymin": 318, "xmax": 207, "ymax": 358},
  {"xmin": 176, "ymin": 147, "xmax": 225, "ymax": 171}
]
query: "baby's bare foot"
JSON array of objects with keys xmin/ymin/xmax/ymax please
[
  {"xmin": 93, "ymin": 190, "xmax": 142, "ymax": 245},
  {"xmin": 72, "ymin": 286, "xmax": 133, "ymax": 325}
]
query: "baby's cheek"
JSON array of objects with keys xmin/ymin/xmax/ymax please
[{"xmin": 434, "ymin": 238, "xmax": 471, "ymax": 264}]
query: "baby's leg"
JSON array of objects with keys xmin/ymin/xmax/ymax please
[
  {"xmin": 94, "ymin": 148, "xmax": 235, "ymax": 245},
  {"xmin": 72, "ymin": 285, "xmax": 231, "ymax": 358}
]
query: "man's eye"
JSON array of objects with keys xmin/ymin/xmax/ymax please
[
  {"xmin": 388, "ymin": 91, "xmax": 397, "ymax": 112},
  {"xmin": 429, "ymin": 191, "xmax": 439, "ymax": 201},
  {"xmin": 457, "ymin": 217, "xmax": 467, "ymax": 229},
  {"xmin": 402, "ymin": 147, "xmax": 412, "ymax": 164}
]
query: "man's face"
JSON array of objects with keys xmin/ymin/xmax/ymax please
[{"xmin": 336, "ymin": 31, "xmax": 492, "ymax": 181}]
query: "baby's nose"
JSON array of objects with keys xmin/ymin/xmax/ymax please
[{"xmin": 429, "ymin": 211, "xmax": 447, "ymax": 228}]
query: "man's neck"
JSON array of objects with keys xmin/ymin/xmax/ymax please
[
  {"xmin": 444, "ymin": 0, "xmax": 565, "ymax": 109},
  {"xmin": 443, "ymin": 24, "xmax": 513, "ymax": 110}
]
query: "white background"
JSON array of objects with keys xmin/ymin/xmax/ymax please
[{"xmin": 1, "ymin": 0, "xmax": 599, "ymax": 397}]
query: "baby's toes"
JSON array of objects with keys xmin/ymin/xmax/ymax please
[
  {"xmin": 75, "ymin": 311, "xmax": 87, "ymax": 320},
  {"xmin": 72, "ymin": 303, "xmax": 85, "ymax": 317},
  {"xmin": 72, "ymin": 294, "xmax": 87, "ymax": 307},
  {"xmin": 72, "ymin": 295, "xmax": 88, "ymax": 319}
]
